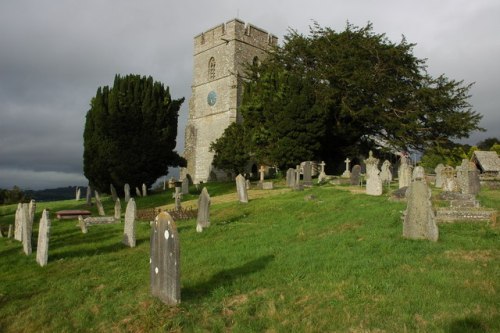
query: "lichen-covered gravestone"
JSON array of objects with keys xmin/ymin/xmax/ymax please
[
  {"xmin": 196, "ymin": 187, "xmax": 211, "ymax": 232},
  {"xmin": 173, "ymin": 182, "xmax": 182, "ymax": 211},
  {"xmin": 398, "ymin": 155, "xmax": 413, "ymax": 189},
  {"xmin": 123, "ymin": 198, "xmax": 136, "ymax": 247},
  {"xmin": 124, "ymin": 183, "xmax": 131, "ymax": 202},
  {"xmin": 36, "ymin": 209, "xmax": 51, "ymax": 267},
  {"xmin": 235, "ymin": 174, "xmax": 248, "ymax": 203},
  {"xmin": 181, "ymin": 178, "xmax": 189, "ymax": 195},
  {"xmin": 442, "ymin": 166, "xmax": 458, "ymax": 192},
  {"xmin": 21, "ymin": 203, "xmax": 33, "ymax": 255},
  {"xmin": 403, "ymin": 180, "xmax": 438, "ymax": 241},
  {"xmin": 114, "ymin": 198, "xmax": 121, "ymax": 221},
  {"xmin": 412, "ymin": 166, "xmax": 426, "ymax": 182},
  {"xmin": 365, "ymin": 151, "xmax": 382, "ymax": 196},
  {"xmin": 95, "ymin": 191, "xmax": 105, "ymax": 216},
  {"xmin": 350, "ymin": 165, "xmax": 361, "ymax": 185},
  {"xmin": 150, "ymin": 212, "xmax": 180, "ymax": 305},
  {"xmin": 434, "ymin": 164, "xmax": 445, "ymax": 188}
]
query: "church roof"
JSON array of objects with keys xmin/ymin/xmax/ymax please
[{"xmin": 471, "ymin": 150, "xmax": 500, "ymax": 172}]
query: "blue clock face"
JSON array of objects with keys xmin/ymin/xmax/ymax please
[{"xmin": 207, "ymin": 91, "xmax": 217, "ymax": 106}]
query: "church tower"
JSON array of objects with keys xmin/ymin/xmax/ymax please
[{"xmin": 182, "ymin": 19, "xmax": 278, "ymax": 183}]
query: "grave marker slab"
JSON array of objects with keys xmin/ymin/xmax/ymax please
[
  {"xmin": 196, "ymin": 187, "xmax": 210, "ymax": 232},
  {"xmin": 21, "ymin": 203, "xmax": 32, "ymax": 255},
  {"xmin": 236, "ymin": 174, "xmax": 248, "ymax": 203},
  {"xmin": 403, "ymin": 180, "xmax": 438, "ymax": 241},
  {"xmin": 350, "ymin": 165, "xmax": 361, "ymax": 185},
  {"xmin": 173, "ymin": 183, "xmax": 182, "ymax": 211},
  {"xmin": 434, "ymin": 164, "xmax": 445, "ymax": 188},
  {"xmin": 150, "ymin": 212, "xmax": 180, "ymax": 305},
  {"xmin": 123, "ymin": 198, "xmax": 136, "ymax": 247},
  {"xmin": 181, "ymin": 178, "xmax": 189, "ymax": 195},
  {"xmin": 124, "ymin": 183, "xmax": 131, "ymax": 202},
  {"xmin": 8, "ymin": 224, "xmax": 13, "ymax": 238},
  {"xmin": 36, "ymin": 209, "xmax": 51, "ymax": 267},
  {"xmin": 136, "ymin": 187, "xmax": 142, "ymax": 197},
  {"xmin": 380, "ymin": 160, "xmax": 393, "ymax": 185},
  {"xmin": 14, "ymin": 203, "xmax": 22, "ymax": 241},
  {"xmin": 303, "ymin": 161, "xmax": 313, "ymax": 186},
  {"xmin": 114, "ymin": 198, "xmax": 121, "ymax": 221},
  {"xmin": 365, "ymin": 152, "xmax": 382, "ymax": 196}
]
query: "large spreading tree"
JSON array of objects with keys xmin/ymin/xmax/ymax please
[
  {"xmin": 83, "ymin": 74, "xmax": 185, "ymax": 193},
  {"xmin": 211, "ymin": 23, "xmax": 483, "ymax": 173}
]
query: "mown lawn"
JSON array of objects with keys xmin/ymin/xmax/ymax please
[{"xmin": 0, "ymin": 182, "xmax": 498, "ymax": 332}]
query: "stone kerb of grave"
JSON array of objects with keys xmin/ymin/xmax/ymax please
[{"xmin": 150, "ymin": 212, "xmax": 180, "ymax": 305}]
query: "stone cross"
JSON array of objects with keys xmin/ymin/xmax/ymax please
[
  {"xmin": 36, "ymin": 209, "xmax": 51, "ymax": 267},
  {"xmin": 86, "ymin": 186, "xmax": 92, "ymax": 206},
  {"xmin": 403, "ymin": 180, "xmax": 438, "ymax": 241},
  {"xmin": 95, "ymin": 191, "xmax": 105, "ymax": 216},
  {"xmin": 78, "ymin": 215, "xmax": 88, "ymax": 234},
  {"xmin": 124, "ymin": 183, "xmax": 131, "ymax": 202},
  {"xmin": 173, "ymin": 182, "xmax": 182, "ymax": 211},
  {"xmin": 196, "ymin": 187, "xmax": 211, "ymax": 232},
  {"xmin": 110, "ymin": 184, "xmax": 118, "ymax": 202},
  {"xmin": 114, "ymin": 198, "xmax": 121, "ymax": 221},
  {"xmin": 236, "ymin": 174, "xmax": 248, "ymax": 203},
  {"xmin": 142, "ymin": 183, "xmax": 147, "ymax": 197},
  {"xmin": 150, "ymin": 212, "xmax": 180, "ymax": 305},
  {"xmin": 320, "ymin": 161, "xmax": 326, "ymax": 174},
  {"xmin": 21, "ymin": 203, "xmax": 32, "ymax": 255},
  {"xmin": 259, "ymin": 165, "xmax": 265, "ymax": 182},
  {"xmin": 123, "ymin": 198, "xmax": 136, "ymax": 247},
  {"xmin": 76, "ymin": 187, "xmax": 81, "ymax": 201}
]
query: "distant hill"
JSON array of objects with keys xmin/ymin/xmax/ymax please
[{"xmin": 25, "ymin": 186, "xmax": 85, "ymax": 202}]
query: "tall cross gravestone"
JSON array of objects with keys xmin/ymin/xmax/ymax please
[
  {"xmin": 259, "ymin": 165, "xmax": 265, "ymax": 183},
  {"xmin": 403, "ymin": 179, "xmax": 438, "ymax": 241},
  {"xmin": 342, "ymin": 158, "xmax": 351, "ymax": 178},
  {"xmin": 124, "ymin": 183, "xmax": 131, "ymax": 202},
  {"xmin": 95, "ymin": 191, "xmax": 105, "ymax": 216},
  {"xmin": 196, "ymin": 187, "xmax": 211, "ymax": 232},
  {"xmin": 236, "ymin": 174, "xmax": 248, "ymax": 203},
  {"xmin": 303, "ymin": 161, "xmax": 313, "ymax": 186},
  {"xmin": 318, "ymin": 161, "xmax": 327, "ymax": 183},
  {"xmin": 36, "ymin": 209, "xmax": 51, "ymax": 267},
  {"xmin": 150, "ymin": 212, "xmax": 180, "ymax": 305},
  {"xmin": 123, "ymin": 198, "xmax": 136, "ymax": 247}
]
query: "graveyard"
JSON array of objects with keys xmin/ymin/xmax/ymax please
[{"xmin": 0, "ymin": 178, "xmax": 499, "ymax": 332}]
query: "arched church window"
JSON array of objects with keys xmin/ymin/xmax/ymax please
[{"xmin": 208, "ymin": 57, "xmax": 216, "ymax": 80}]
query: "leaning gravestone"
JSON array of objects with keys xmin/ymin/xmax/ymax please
[
  {"xmin": 36, "ymin": 209, "xmax": 51, "ymax": 267},
  {"xmin": 110, "ymin": 184, "xmax": 118, "ymax": 202},
  {"xmin": 123, "ymin": 198, "xmax": 136, "ymax": 247},
  {"xmin": 95, "ymin": 191, "xmax": 105, "ymax": 216},
  {"xmin": 21, "ymin": 203, "xmax": 33, "ymax": 255},
  {"xmin": 142, "ymin": 183, "xmax": 147, "ymax": 197},
  {"xmin": 236, "ymin": 174, "xmax": 248, "ymax": 203},
  {"xmin": 196, "ymin": 187, "xmax": 211, "ymax": 232},
  {"xmin": 75, "ymin": 187, "xmax": 81, "ymax": 201},
  {"xmin": 181, "ymin": 178, "xmax": 189, "ymax": 195},
  {"xmin": 150, "ymin": 212, "xmax": 180, "ymax": 305},
  {"xmin": 350, "ymin": 165, "xmax": 361, "ymax": 185},
  {"xmin": 403, "ymin": 180, "xmax": 438, "ymax": 241},
  {"xmin": 14, "ymin": 203, "xmax": 22, "ymax": 241},
  {"xmin": 124, "ymin": 183, "xmax": 131, "ymax": 202},
  {"xmin": 114, "ymin": 198, "xmax": 121, "ymax": 221},
  {"xmin": 434, "ymin": 164, "xmax": 445, "ymax": 188},
  {"xmin": 78, "ymin": 215, "xmax": 88, "ymax": 234},
  {"xmin": 136, "ymin": 187, "xmax": 142, "ymax": 197},
  {"xmin": 303, "ymin": 161, "xmax": 313, "ymax": 187}
]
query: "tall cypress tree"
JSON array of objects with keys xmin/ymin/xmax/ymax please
[{"xmin": 83, "ymin": 74, "xmax": 185, "ymax": 193}]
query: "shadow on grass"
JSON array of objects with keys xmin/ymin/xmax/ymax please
[
  {"xmin": 182, "ymin": 254, "xmax": 275, "ymax": 301},
  {"xmin": 448, "ymin": 316, "xmax": 488, "ymax": 333}
]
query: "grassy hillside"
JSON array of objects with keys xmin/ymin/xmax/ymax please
[{"xmin": 0, "ymin": 182, "xmax": 498, "ymax": 332}]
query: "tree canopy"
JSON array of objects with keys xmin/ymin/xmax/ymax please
[
  {"xmin": 83, "ymin": 74, "xmax": 185, "ymax": 193},
  {"xmin": 211, "ymin": 23, "xmax": 483, "ymax": 173}
]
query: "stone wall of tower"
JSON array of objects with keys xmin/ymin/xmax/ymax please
[{"xmin": 182, "ymin": 19, "xmax": 277, "ymax": 183}]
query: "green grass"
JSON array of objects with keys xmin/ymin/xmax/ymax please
[{"xmin": 0, "ymin": 183, "xmax": 499, "ymax": 332}]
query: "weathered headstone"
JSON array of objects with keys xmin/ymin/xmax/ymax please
[
  {"xmin": 114, "ymin": 198, "xmax": 121, "ymax": 221},
  {"xmin": 173, "ymin": 182, "xmax": 182, "ymax": 211},
  {"xmin": 124, "ymin": 183, "xmax": 131, "ymax": 202},
  {"xmin": 380, "ymin": 160, "xmax": 393, "ymax": 185},
  {"xmin": 78, "ymin": 215, "xmax": 88, "ymax": 234},
  {"xmin": 8, "ymin": 224, "xmax": 13, "ymax": 238},
  {"xmin": 136, "ymin": 187, "xmax": 142, "ymax": 197},
  {"xmin": 123, "ymin": 198, "xmax": 136, "ymax": 247},
  {"xmin": 286, "ymin": 168, "xmax": 295, "ymax": 187},
  {"xmin": 142, "ymin": 183, "xmax": 147, "ymax": 197},
  {"xmin": 236, "ymin": 174, "xmax": 248, "ymax": 203},
  {"xmin": 398, "ymin": 155, "xmax": 413, "ymax": 189},
  {"xmin": 468, "ymin": 162, "xmax": 481, "ymax": 195},
  {"xmin": 21, "ymin": 203, "xmax": 32, "ymax": 255},
  {"xmin": 457, "ymin": 159, "xmax": 481, "ymax": 195},
  {"xmin": 181, "ymin": 178, "xmax": 189, "ymax": 195},
  {"xmin": 150, "ymin": 212, "xmax": 180, "ymax": 305},
  {"xmin": 196, "ymin": 187, "xmax": 211, "ymax": 232},
  {"xmin": 110, "ymin": 184, "xmax": 118, "ymax": 202},
  {"xmin": 86, "ymin": 186, "xmax": 92, "ymax": 206},
  {"xmin": 434, "ymin": 164, "xmax": 445, "ymax": 188},
  {"xmin": 365, "ymin": 151, "xmax": 382, "ymax": 196},
  {"xmin": 246, "ymin": 179, "xmax": 251, "ymax": 190},
  {"xmin": 29, "ymin": 199, "xmax": 36, "ymax": 225},
  {"xmin": 36, "ymin": 209, "xmax": 51, "ymax": 267},
  {"xmin": 260, "ymin": 182, "xmax": 274, "ymax": 190},
  {"xmin": 412, "ymin": 166, "xmax": 426, "ymax": 182},
  {"xmin": 14, "ymin": 203, "xmax": 23, "ymax": 241},
  {"xmin": 303, "ymin": 161, "xmax": 313, "ymax": 186},
  {"xmin": 403, "ymin": 180, "xmax": 438, "ymax": 241},
  {"xmin": 95, "ymin": 191, "xmax": 105, "ymax": 216},
  {"xmin": 75, "ymin": 187, "xmax": 81, "ymax": 201},
  {"xmin": 341, "ymin": 158, "xmax": 351, "ymax": 178},
  {"xmin": 442, "ymin": 166, "xmax": 458, "ymax": 192},
  {"xmin": 350, "ymin": 165, "xmax": 361, "ymax": 185}
]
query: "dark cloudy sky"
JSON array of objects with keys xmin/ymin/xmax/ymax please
[{"xmin": 1, "ymin": 0, "xmax": 499, "ymax": 190}]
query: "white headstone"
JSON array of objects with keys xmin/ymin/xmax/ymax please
[
  {"xmin": 123, "ymin": 198, "xmax": 136, "ymax": 247},
  {"xmin": 142, "ymin": 183, "xmax": 147, "ymax": 197},
  {"xmin": 36, "ymin": 209, "xmax": 51, "ymax": 267},
  {"xmin": 236, "ymin": 174, "xmax": 248, "ymax": 203},
  {"xmin": 196, "ymin": 188, "xmax": 211, "ymax": 232}
]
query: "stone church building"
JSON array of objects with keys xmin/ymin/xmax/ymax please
[{"xmin": 181, "ymin": 19, "xmax": 277, "ymax": 183}]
